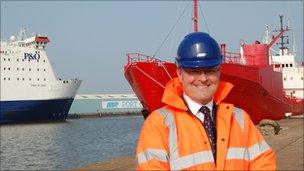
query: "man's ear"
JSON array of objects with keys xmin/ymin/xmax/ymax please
[{"xmin": 176, "ymin": 68, "xmax": 182, "ymax": 81}]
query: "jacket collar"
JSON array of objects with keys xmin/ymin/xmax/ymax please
[{"xmin": 161, "ymin": 77, "xmax": 233, "ymax": 110}]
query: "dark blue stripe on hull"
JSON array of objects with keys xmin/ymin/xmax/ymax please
[{"xmin": 0, "ymin": 98, "xmax": 74, "ymax": 123}]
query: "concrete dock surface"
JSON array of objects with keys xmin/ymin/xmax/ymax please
[{"xmin": 71, "ymin": 116, "xmax": 303, "ymax": 170}]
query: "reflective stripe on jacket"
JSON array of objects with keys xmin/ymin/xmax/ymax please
[{"xmin": 136, "ymin": 78, "xmax": 276, "ymax": 170}]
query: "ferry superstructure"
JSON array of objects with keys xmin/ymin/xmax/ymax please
[
  {"xmin": 0, "ymin": 29, "xmax": 82, "ymax": 123},
  {"xmin": 264, "ymin": 17, "xmax": 304, "ymax": 99},
  {"xmin": 272, "ymin": 49, "xmax": 303, "ymax": 98}
]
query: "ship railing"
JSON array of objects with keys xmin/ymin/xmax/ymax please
[
  {"xmin": 222, "ymin": 51, "xmax": 241, "ymax": 64},
  {"xmin": 284, "ymin": 94, "xmax": 304, "ymax": 104},
  {"xmin": 222, "ymin": 51, "xmax": 256, "ymax": 66},
  {"xmin": 126, "ymin": 53, "xmax": 164, "ymax": 65}
]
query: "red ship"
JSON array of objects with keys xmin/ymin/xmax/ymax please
[{"xmin": 124, "ymin": 0, "xmax": 303, "ymax": 124}]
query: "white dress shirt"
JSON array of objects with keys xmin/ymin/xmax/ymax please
[{"xmin": 183, "ymin": 93, "xmax": 214, "ymax": 123}]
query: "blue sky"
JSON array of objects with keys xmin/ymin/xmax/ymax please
[{"xmin": 1, "ymin": 1, "xmax": 303, "ymax": 94}]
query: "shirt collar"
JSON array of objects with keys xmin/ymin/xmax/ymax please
[{"xmin": 183, "ymin": 93, "xmax": 213, "ymax": 115}]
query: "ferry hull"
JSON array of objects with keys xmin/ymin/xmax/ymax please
[{"xmin": 0, "ymin": 98, "xmax": 74, "ymax": 123}]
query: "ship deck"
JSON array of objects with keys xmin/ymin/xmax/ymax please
[{"xmin": 71, "ymin": 116, "xmax": 303, "ymax": 170}]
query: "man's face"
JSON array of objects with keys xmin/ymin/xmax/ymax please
[{"xmin": 177, "ymin": 66, "xmax": 220, "ymax": 104}]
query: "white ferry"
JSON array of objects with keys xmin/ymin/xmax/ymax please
[{"xmin": 0, "ymin": 29, "xmax": 82, "ymax": 123}]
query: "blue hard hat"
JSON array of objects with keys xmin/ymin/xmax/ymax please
[{"xmin": 176, "ymin": 32, "xmax": 222, "ymax": 68}]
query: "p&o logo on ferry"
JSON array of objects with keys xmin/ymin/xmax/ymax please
[{"xmin": 24, "ymin": 51, "xmax": 41, "ymax": 62}]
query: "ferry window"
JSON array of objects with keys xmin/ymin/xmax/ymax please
[
  {"xmin": 301, "ymin": 77, "xmax": 303, "ymax": 80},
  {"xmin": 3, "ymin": 58, "xmax": 5, "ymax": 61},
  {"xmin": 4, "ymin": 77, "xmax": 6, "ymax": 80},
  {"xmin": 17, "ymin": 78, "xmax": 19, "ymax": 81},
  {"xmin": 8, "ymin": 58, "xmax": 10, "ymax": 61},
  {"xmin": 37, "ymin": 68, "xmax": 39, "ymax": 71},
  {"xmin": 17, "ymin": 59, "xmax": 19, "ymax": 62},
  {"xmin": 44, "ymin": 69, "xmax": 46, "ymax": 71},
  {"xmin": 8, "ymin": 78, "xmax": 10, "ymax": 81},
  {"xmin": 290, "ymin": 63, "xmax": 293, "ymax": 67},
  {"xmin": 22, "ymin": 68, "xmax": 24, "ymax": 71},
  {"xmin": 22, "ymin": 59, "xmax": 25, "ymax": 62},
  {"xmin": 22, "ymin": 78, "xmax": 25, "ymax": 81},
  {"xmin": 29, "ymin": 78, "xmax": 31, "ymax": 81},
  {"xmin": 283, "ymin": 77, "xmax": 286, "ymax": 81},
  {"xmin": 4, "ymin": 67, "xmax": 6, "ymax": 70},
  {"xmin": 282, "ymin": 64, "xmax": 284, "ymax": 68},
  {"xmin": 29, "ymin": 68, "xmax": 31, "ymax": 71},
  {"xmin": 37, "ymin": 78, "xmax": 40, "ymax": 81},
  {"xmin": 17, "ymin": 68, "xmax": 19, "ymax": 71},
  {"xmin": 290, "ymin": 77, "xmax": 293, "ymax": 80},
  {"xmin": 43, "ymin": 60, "xmax": 45, "ymax": 63},
  {"xmin": 8, "ymin": 67, "xmax": 10, "ymax": 70},
  {"xmin": 44, "ymin": 78, "xmax": 46, "ymax": 81}
]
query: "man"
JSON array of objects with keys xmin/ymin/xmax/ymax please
[{"xmin": 136, "ymin": 32, "xmax": 276, "ymax": 170}]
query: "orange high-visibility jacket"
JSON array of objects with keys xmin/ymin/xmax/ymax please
[{"xmin": 136, "ymin": 78, "xmax": 276, "ymax": 170}]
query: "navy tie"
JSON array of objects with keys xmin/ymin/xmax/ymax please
[{"xmin": 200, "ymin": 106, "xmax": 216, "ymax": 161}]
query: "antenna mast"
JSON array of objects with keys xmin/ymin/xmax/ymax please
[
  {"xmin": 193, "ymin": 0, "xmax": 198, "ymax": 32},
  {"xmin": 276, "ymin": 15, "xmax": 289, "ymax": 55}
]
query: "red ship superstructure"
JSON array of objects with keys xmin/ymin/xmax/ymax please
[{"xmin": 124, "ymin": 0, "xmax": 303, "ymax": 124}]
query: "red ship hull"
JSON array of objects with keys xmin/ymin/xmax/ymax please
[
  {"xmin": 124, "ymin": 53, "xmax": 303, "ymax": 124},
  {"xmin": 124, "ymin": 9, "xmax": 303, "ymax": 124}
]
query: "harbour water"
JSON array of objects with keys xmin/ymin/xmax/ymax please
[{"xmin": 0, "ymin": 116, "xmax": 144, "ymax": 170}]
